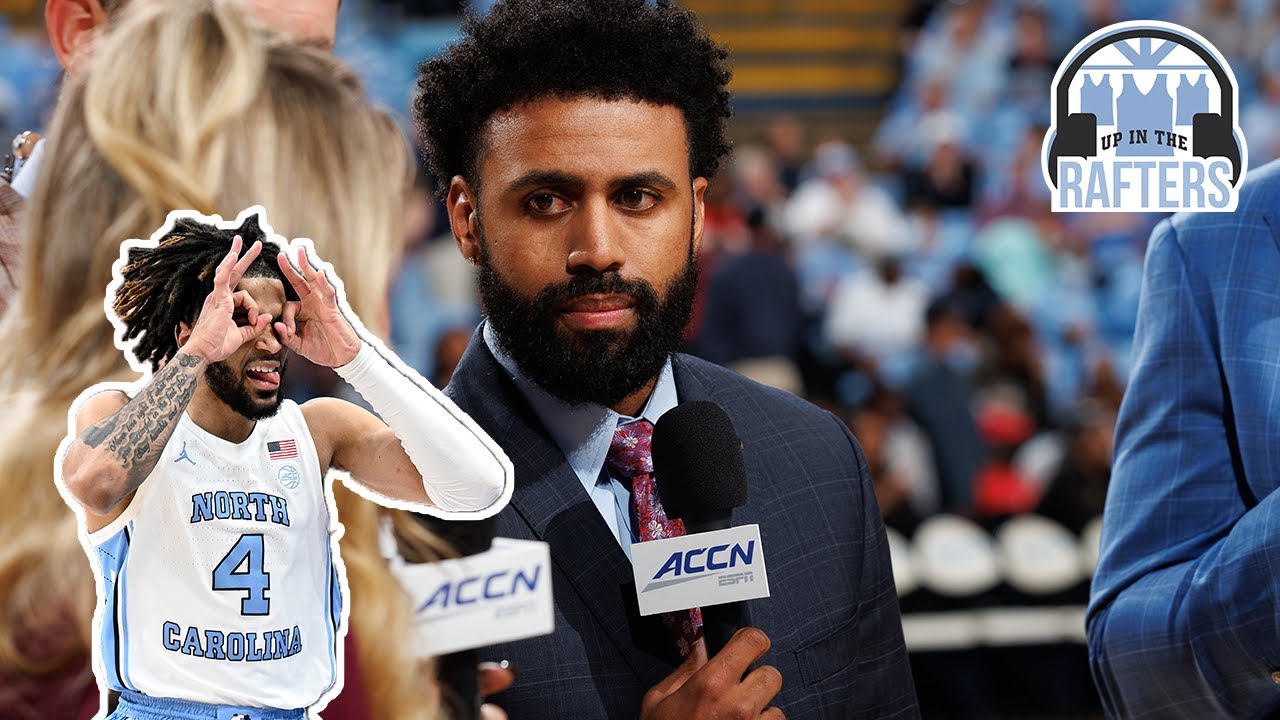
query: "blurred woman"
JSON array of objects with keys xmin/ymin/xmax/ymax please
[{"xmin": 0, "ymin": 2, "xmax": 446, "ymax": 718}]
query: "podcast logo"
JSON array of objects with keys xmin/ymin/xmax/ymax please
[{"xmin": 1043, "ymin": 21, "xmax": 1247, "ymax": 212}]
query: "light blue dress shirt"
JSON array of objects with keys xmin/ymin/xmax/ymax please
[{"xmin": 483, "ymin": 323, "xmax": 678, "ymax": 560}]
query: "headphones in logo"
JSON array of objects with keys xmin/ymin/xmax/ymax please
[{"xmin": 1044, "ymin": 27, "xmax": 1242, "ymax": 188}]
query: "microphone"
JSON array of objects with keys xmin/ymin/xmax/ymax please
[
  {"xmin": 412, "ymin": 514, "xmax": 498, "ymax": 720},
  {"xmin": 389, "ymin": 514, "xmax": 553, "ymax": 706},
  {"xmin": 652, "ymin": 401, "xmax": 751, "ymax": 657}
]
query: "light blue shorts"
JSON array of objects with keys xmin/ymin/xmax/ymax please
[{"xmin": 108, "ymin": 691, "xmax": 306, "ymax": 720}]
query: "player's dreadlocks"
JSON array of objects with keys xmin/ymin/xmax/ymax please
[{"xmin": 113, "ymin": 214, "xmax": 296, "ymax": 371}]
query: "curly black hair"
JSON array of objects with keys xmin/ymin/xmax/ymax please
[
  {"xmin": 413, "ymin": 0, "xmax": 732, "ymax": 201},
  {"xmin": 113, "ymin": 214, "xmax": 296, "ymax": 371}
]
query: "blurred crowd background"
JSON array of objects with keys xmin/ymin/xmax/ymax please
[{"xmin": 3, "ymin": 0, "xmax": 1274, "ymax": 716}]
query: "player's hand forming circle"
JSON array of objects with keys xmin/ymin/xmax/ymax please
[
  {"xmin": 274, "ymin": 246, "xmax": 362, "ymax": 367},
  {"xmin": 183, "ymin": 235, "xmax": 272, "ymax": 363}
]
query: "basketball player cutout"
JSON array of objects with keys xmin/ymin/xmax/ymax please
[{"xmin": 56, "ymin": 209, "xmax": 513, "ymax": 720}]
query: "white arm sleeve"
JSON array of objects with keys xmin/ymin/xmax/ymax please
[{"xmin": 334, "ymin": 342, "xmax": 512, "ymax": 515}]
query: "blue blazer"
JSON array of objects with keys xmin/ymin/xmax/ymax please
[
  {"xmin": 437, "ymin": 330, "xmax": 918, "ymax": 719},
  {"xmin": 1090, "ymin": 160, "xmax": 1280, "ymax": 718}
]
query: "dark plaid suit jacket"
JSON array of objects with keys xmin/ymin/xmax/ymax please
[{"xmin": 440, "ymin": 328, "xmax": 919, "ymax": 719}]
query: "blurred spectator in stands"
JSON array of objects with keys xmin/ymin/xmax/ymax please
[
  {"xmin": 1006, "ymin": 4, "xmax": 1059, "ymax": 121},
  {"xmin": 863, "ymin": 386, "xmax": 939, "ymax": 530},
  {"xmin": 1248, "ymin": 0, "xmax": 1280, "ymax": 68},
  {"xmin": 1037, "ymin": 398, "xmax": 1115, "ymax": 533},
  {"xmin": 388, "ymin": 177, "xmax": 440, "ymax": 377},
  {"xmin": 936, "ymin": 262, "xmax": 1003, "ymax": 332},
  {"xmin": 874, "ymin": 72, "xmax": 962, "ymax": 171},
  {"xmin": 729, "ymin": 145, "xmax": 788, "ymax": 226},
  {"xmin": 1068, "ymin": 209, "xmax": 1149, "ymax": 374},
  {"xmin": 850, "ymin": 404, "xmax": 922, "ymax": 535},
  {"xmin": 764, "ymin": 114, "xmax": 808, "ymax": 194},
  {"xmin": 898, "ymin": 0, "xmax": 946, "ymax": 72},
  {"xmin": 980, "ymin": 305, "xmax": 1053, "ymax": 431},
  {"xmin": 825, "ymin": 252, "xmax": 927, "ymax": 374},
  {"xmin": 900, "ymin": 209, "xmax": 975, "ymax": 292},
  {"xmin": 691, "ymin": 208, "xmax": 803, "ymax": 394},
  {"xmin": 782, "ymin": 140, "xmax": 910, "ymax": 258},
  {"xmin": 388, "ymin": 175, "xmax": 479, "ymax": 382},
  {"xmin": 980, "ymin": 123, "xmax": 1052, "ymax": 220},
  {"xmin": 685, "ymin": 161, "xmax": 750, "ymax": 349},
  {"xmin": 0, "ymin": 19, "xmax": 59, "ymax": 149},
  {"xmin": 973, "ymin": 216, "xmax": 1056, "ymax": 313},
  {"xmin": 1081, "ymin": 0, "xmax": 1120, "ymax": 35},
  {"xmin": 908, "ymin": 0, "xmax": 1009, "ymax": 120},
  {"xmin": 904, "ymin": 118, "xmax": 977, "ymax": 211},
  {"xmin": 1086, "ymin": 355, "xmax": 1126, "ymax": 411},
  {"xmin": 905, "ymin": 299, "xmax": 984, "ymax": 511},
  {"xmin": 701, "ymin": 159, "xmax": 751, "ymax": 259},
  {"xmin": 1243, "ymin": 39, "xmax": 1280, "ymax": 168},
  {"xmin": 1177, "ymin": 0, "xmax": 1248, "ymax": 67},
  {"xmin": 973, "ymin": 397, "xmax": 1039, "ymax": 518}
]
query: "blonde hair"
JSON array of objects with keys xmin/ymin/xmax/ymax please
[{"xmin": 0, "ymin": 1, "xmax": 439, "ymax": 717}]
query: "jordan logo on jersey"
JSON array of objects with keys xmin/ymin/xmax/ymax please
[{"xmin": 174, "ymin": 441, "xmax": 196, "ymax": 466}]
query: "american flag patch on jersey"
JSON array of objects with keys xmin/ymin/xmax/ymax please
[{"xmin": 267, "ymin": 439, "xmax": 298, "ymax": 461}]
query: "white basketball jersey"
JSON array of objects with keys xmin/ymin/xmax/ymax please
[{"xmin": 87, "ymin": 400, "xmax": 342, "ymax": 709}]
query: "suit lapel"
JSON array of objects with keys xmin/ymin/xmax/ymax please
[
  {"xmin": 446, "ymin": 330, "xmax": 680, "ymax": 683},
  {"xmin": 670, "ymin": 354, "xmax": 710, "ymax": 403}
]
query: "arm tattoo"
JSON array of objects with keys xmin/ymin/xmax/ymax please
[{"xmin": 81, "ymin": 352, "xmax": 204, "ymax": 489}]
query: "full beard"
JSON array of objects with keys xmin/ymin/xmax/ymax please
[
  {"xmin": 205, "ymin": 355, "xmax": 288, "ymax": 420},
  {"xmin": 477, "ymin": 231, "xmax": 698, "ymax": 409}
]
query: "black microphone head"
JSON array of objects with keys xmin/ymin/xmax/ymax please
[
  {"xmin": 413, "ymin": 514, "xmax": 498, "ymax": 559},
  {"xmin": 651, "ymin": 400, "xmax": 748, "ymax": 520}
]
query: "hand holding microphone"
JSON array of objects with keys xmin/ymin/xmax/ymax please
[
  {"xmin": 652, "ymin": 400, "xmax": 753, "ymax": 657},
  {"xmin": 640, "ymin": 627, "xmax": 785, "ymax": 720},
  {"xmin": 637, "ymin": 401, "xmax": 782, "ymax": 717}
]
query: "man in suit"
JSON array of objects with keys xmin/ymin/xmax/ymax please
[
  {"xmin": 1089, "ymin": 159, "xmax": 1280, "ymax": 718},
  {"xmin": 412, "ymin": 1, "xmax": 919, "ymax": 717}
]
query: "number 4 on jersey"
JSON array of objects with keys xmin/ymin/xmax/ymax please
[{"xmin": 212, "ymin": 534, "xmax": 270, "ymax": 615}]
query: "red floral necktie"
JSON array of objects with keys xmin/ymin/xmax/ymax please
[{"xmin": 606, "ymin": 419, "xmax": 703, "ymax": 658}]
